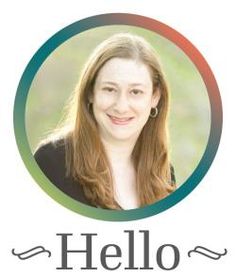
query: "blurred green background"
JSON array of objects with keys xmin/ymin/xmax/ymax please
[{"xmin": 25, "ymin": 25, "xmax": 210, "ymax": 186}]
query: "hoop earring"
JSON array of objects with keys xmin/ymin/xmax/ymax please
[{"xmin": 149, "ymin": 107, "xmax": 158, "ymax": 118}]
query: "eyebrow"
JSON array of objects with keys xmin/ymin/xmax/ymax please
[{"xmin": 101, "ymin": 81, "xmax": 146, "ymax": 87}]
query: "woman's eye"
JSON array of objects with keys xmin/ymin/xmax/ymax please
[
  {"xmin": 131, "ymin": 89, "xmax": 143, "ymax": 95},
  {"xmin": 103, "ymin": 87, "xmax": 115, "ymax": 92}
]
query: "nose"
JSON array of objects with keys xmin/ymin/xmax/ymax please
[{"xmin": 113, "ymin": 92, "xmax": 130, "ymax": 114}]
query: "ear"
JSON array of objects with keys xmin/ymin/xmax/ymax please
[{"xmin": 151, "ymin": 89, "xmax": 161, "ymax": 108}]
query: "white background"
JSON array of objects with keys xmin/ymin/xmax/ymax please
[{"xmin": 1, "ymin": 0, "xmax": 236, "ymax": 276}]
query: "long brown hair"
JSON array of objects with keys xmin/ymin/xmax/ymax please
[{"xmin": 51, "ymin": 33, "xmax": 175, "ymax": 209}]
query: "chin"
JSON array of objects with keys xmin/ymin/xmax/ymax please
[{"xmin": 109, "ymin": 131, "xmax": 139, "ymax": 142}]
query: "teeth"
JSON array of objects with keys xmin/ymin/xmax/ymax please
[{"xmin": 110, "ymin": 116, "xmax": 131, "ymax": 121}]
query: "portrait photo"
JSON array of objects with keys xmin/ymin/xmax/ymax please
[{"xmin": 24, "ymin": 23, "xmax": 210, "ymax": 212}]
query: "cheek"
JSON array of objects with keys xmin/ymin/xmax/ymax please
[
  {"xmin": 94, "ymin": 93, "xmax": 115, "ymax": 110},
  {"xmin": 132, "ymin": 97, "xmax": 152, "ymax": 113}
]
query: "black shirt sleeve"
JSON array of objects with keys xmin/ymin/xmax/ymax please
[
  {"xmin": 34, "ymin": 142, "xmax": 65, "ymax": 185},
  {"xmin": 34, "ymin": 141, "xmax": 93, "ymax": 206}
]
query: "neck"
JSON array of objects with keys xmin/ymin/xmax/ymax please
[{"xmin": 101, "ymin": 138, "xmax": 136, "ymax": 167}]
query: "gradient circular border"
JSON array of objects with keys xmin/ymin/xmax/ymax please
[{"xmin": 14, "ymin": 13, "xmax": 222, "ymax": 221}]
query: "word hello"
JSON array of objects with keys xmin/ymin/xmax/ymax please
[{"xmin": 56, "ymin": 230, "xmax": 180, "ymax": 271}]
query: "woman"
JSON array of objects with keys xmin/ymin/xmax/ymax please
[{"xmin": 34, "ymin": 33, "xmax": 176, "ymax": 210}]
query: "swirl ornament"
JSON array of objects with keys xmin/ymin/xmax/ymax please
[
  {"xmin": 188, "ymin": 246, "xmax": 227, "ymax": 260},
  {"xmin": 12, "ymin": 246, "xmax": 51, "ymax": 260}
]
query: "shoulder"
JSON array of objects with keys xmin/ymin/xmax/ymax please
[
  {"xmin": 34, "ymin": 139, "xmax": 67, "ymax": 184},
  {"xmin": 34, "ymin": 139, "xmax": 66, "ymax": 162},
  {"xmin": 34, "ymin": 139, "xmax": 93, "ymax": 207}
]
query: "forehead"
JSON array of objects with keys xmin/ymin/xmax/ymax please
[{"xmin": 95, "ymin": 58, "xmax": 153, "ymax": 86}]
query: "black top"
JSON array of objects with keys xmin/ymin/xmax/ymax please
[
  {"xmin": 34, "ymin": 140, "xmax": 93, "ymax": 206},
  {"xmin": 34, "ymin": 140, "xmax": 176, "ymax": 207}
]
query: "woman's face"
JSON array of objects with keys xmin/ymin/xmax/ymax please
[{"xmin": 91, "ymin": 58, "xmax": 160, "ymax": 144}]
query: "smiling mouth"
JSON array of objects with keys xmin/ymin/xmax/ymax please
[{"xmin": 107, "ymin": 114, "xmax": 134, "ymax": 125}]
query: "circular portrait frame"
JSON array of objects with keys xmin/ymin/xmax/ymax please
[{"xmin": 14, "ymin": 13, "xmax": 222, "ymax": 221}]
